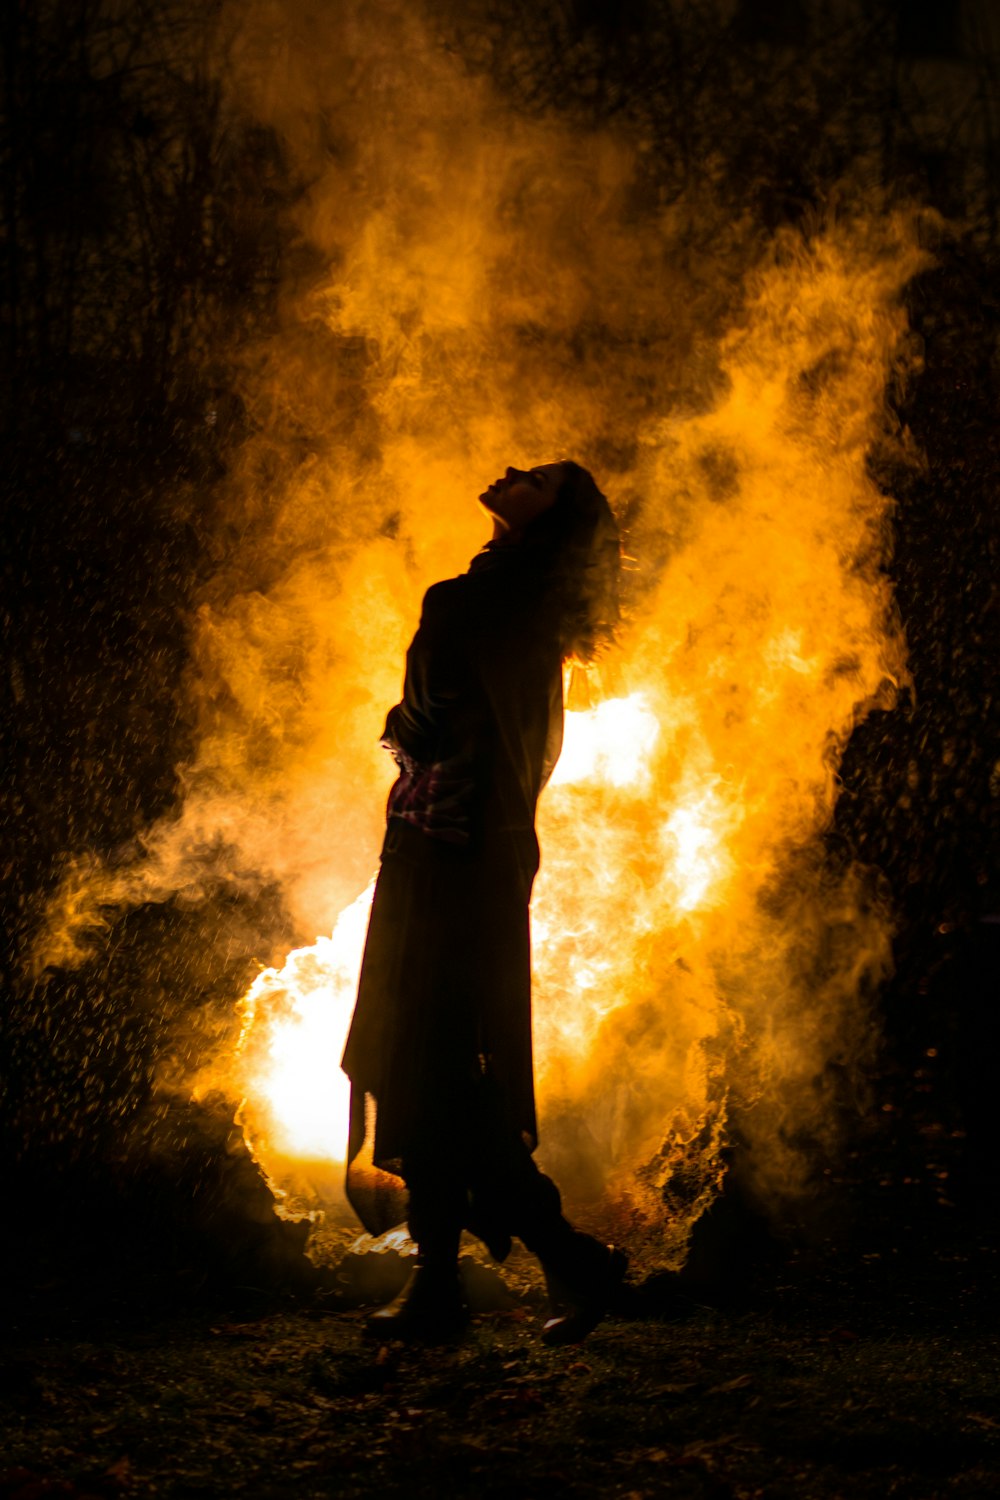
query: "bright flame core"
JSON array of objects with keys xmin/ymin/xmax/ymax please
[
  {"xmin": 662, "ymin": 791, "xmax": 735, "ymax": 913},
  {"xmin": 550, "ymin": 693, "xmax": 660, "ymax": 789},
  {"xmin": 233, "ymin": 885, "xmax": 373, "ymax": 1177}
]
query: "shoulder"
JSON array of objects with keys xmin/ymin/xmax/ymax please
[
  {"xmin": 422, "ymin": 576, "xmax": 469, "ymax": 609},
  {"xmin": 420, "ymin": 576, "xmax": 470, "ymax": 624},
  {"xmin": 415, "ymin": 577, "xmax": 474, "ymax": 646}
]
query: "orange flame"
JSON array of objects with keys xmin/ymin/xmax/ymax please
[
  {"xmin": 216, "ymin": 221, "xmax": 924, "ymax": 1269},
  {"xmin": 21, "ymin": 7, "xmax": 929, "ymax": 1274}
]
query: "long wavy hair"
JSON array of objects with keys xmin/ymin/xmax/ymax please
[{"xmin": 523, "ymin": 461, "xmax": 620, "ymax": 664}]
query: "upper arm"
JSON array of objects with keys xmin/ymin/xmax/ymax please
[{"xmin": 415, "ymin": 580, "xmax": 468, "ymax": 702}]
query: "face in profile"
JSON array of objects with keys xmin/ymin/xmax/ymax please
[{"xmin": 479, "ymin": 464, "xmax": 566, "ymax": 541}]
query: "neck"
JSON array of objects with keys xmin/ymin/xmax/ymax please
[{"xmin": 491, "ymin": 519, "xmax": 523, "ymax": 546}]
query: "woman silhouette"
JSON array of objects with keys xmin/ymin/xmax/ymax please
[{"xmin": 342, "ymin": 460, "xmax": 626, "ymax": 1343}]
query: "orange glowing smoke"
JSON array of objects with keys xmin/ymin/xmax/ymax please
[
  {"xmin": 227, "ymin": 213, "xmax": 924, "ymax": 1269},
  {"xmin": 21, "ymin": 4, "xmax": 929, "ymax": 1271},
  {"xmin": 229, "ymin": 693, "xmax": 667, "ymax": 1203}
]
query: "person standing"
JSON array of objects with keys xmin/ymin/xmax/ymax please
[{"xmin": 342, "ymin": 461, "xmax": 626, "ymax": 1343}]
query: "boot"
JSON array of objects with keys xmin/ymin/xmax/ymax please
[
  {"xmin": 364, "ymin": 1256, "xmax": 468, "ymax": 1344},
  {"xmin": 539, "ymin": 1239, "xmax": 629, "ymax": 1346}
]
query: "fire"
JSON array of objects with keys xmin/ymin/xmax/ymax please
[
  {"xmin": 59, "ymin": 196, "xmax": 918, "ymax": 1268},
  {"xmin": 661, "ymin": 788, "xmax": 735, "ymax": 913},
  {"xmin": 549, "ymin": 692, "xmax": 660, "ymax": 789},
  {"xmin": 232, "ymin": 885, "xmax": 373, "ymax": 1183},
  {"xmin": 228, "ymin": 685, "xmax": 739, "ymax": 1204},
  {"xmin": 231, "ymin": 693, "xmax": 663, "ymax": 1177},
  {"xmin": 223, "ymin": 223, "xmax": 924, "ymax": 1262},
  {"xmin": 22, "ymin": 1, "xmax": 929, "ymax": 1272}
]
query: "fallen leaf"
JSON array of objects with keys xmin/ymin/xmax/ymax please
[
  {"xmin": 651, "ymin": 1381, "xmax": 699, "ymax": 1397},
  {"xmin": 706, "ymin": 1374, "xmax": 753, "ymax": 1395},
  {"xmin": 479, "ymin": 1387, "xmax": 546, "ymax": 1421}
]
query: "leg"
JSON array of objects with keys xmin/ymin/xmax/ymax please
[
  {"xmin": 364, "ymin": 1149, "xmax": 467, "ymax": 1342},
  {"xmin": 467, "ymin": 1107, "xmax": 628, "ymax": 1345}
]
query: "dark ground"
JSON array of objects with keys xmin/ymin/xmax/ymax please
[{"xmin": 2, "ymin": 1152, "xmax": 998, "ymax": 1500}]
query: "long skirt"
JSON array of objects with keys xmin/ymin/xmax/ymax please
[{"xmin": 341, "ymin": 816, "xmax": 540, "ymax": 1235}]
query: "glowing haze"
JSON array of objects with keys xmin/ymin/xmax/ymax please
[{"xmin": 32, "ymin": 1, "xmax": 929, "ymax": 1267}]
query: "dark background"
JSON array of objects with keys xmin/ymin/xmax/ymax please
[{"xmin": 2, "ymin": 0, "xmax": 998, "ymax": 1296}]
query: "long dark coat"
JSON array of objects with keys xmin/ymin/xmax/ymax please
[{"xmin": 341, "ymin": 544, "xmax": 563, "ymax": 1233}]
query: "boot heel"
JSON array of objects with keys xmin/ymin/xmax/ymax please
[
  {"xmin": 541, "ymin": 1245, "xmax": 628, "ymax": 1347},
  {"xmin": 365, "ymin": 1261, "xmax": 468, "ymax": 1344}
]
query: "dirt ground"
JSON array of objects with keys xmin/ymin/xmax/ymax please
[{"xmin": 2, "ymin": 1199, "xmax": 998, "ymax": 1500}]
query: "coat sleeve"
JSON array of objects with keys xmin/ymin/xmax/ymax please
[
  {"xmin": 471, "ymin": 578, "xmax": 564, "ymax": 828},
  {"xmin": 380, "ymin": 580, "xmax": 469, "ymax": 767}
]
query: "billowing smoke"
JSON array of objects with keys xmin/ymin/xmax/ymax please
[{"xmin": 29, "ymin": 0, "xmax": 929, "ymax": 1267}]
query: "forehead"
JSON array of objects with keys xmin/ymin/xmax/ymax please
[{"xmin": 534, "ymin": 462, "xmax": 567, "ymax": 486}]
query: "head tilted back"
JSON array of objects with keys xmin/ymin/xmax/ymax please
[{"xmin": 525, "ymin": 461, "xmax": 620, "ymax": 663}]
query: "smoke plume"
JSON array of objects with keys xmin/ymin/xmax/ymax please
[{"xmin": 30, "ymin": 0, "xmax": 929, "ymax": 1266}]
